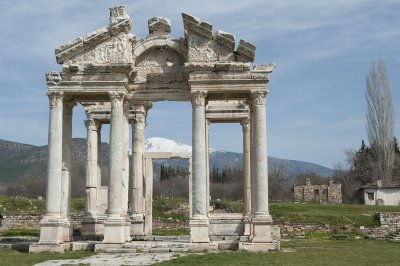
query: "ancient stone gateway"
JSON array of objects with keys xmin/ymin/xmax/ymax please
[{"xmin": 30, "ymin": 6, "xmax": 279, "ymax": 253}]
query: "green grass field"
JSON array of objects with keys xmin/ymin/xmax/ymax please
[
  {"xmin": 2, "ymin": 196, "xmax": 400, "ymax": 228},
  {"xmin": 1, "ymin": 196, "xmax": 400, "ymax": 265},
  {"xmin": 0, "ymin": 239, "xmax": 399, "ymax": 266},
  {"xmin": 270, "ymin": 202, "xmax": 400, "ymax": 227},
  {"xmin": 157, "ymin": 239, "xmax": 400, "ymax": 265}
]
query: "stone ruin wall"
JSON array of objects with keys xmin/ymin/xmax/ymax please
[
  {"xmin": 293, "ymin": 178, "xmax": 342, "ymax": 204},
  {"xmin": 0, "ymin": 214, "xmax": 81, "ymax": 229}
]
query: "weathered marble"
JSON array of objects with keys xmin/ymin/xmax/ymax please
[{"xmin": 36, "ymin": 6, "xmax": 277, "ymax": 252}]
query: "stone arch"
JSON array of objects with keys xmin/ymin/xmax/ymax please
[
  {"xmin": 132, "ymin": 38, "xmax": 188, "ymax": 63},
  {"xmin": 134, "ymin": 44, "xmax": 187, "ymax": 82}
]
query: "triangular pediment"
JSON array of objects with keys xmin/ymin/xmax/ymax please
[
  {"xmin": 55, "ymin": 7, "xmax": 134, "ymax": 65},
  {"xmin": 182, "ymin": 13, "xmax": 256, "ymax": 63}
]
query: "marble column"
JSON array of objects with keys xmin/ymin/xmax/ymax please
[
  {"xmin": 241, "ymin": 117, "xmax": 251, "ymax": 236},
  {"xmin": 81, "ymin": 118, "xmax": 103, "ymax": 236},
  {"xmin": 205, "ymin": 120, "xmax": 210, "ymax": 213},
  {"xmin": 249, "ymin": 90, "xmax": 272, "ymax": 243},
  {"xmin": 38, "ymin": 91, "xmax": 64, "ymax": 245},
  {"xmin": 97, "ymin": 128, "xmax": 102, "ymax": 187},
  {"xmin": 103, "ymin": 92, "xmax": 126, "ymax": 244},
  {"xmin": 61, "ymin": 101, "xmax": 74, "ymax": 242},
  {"xmin": 190, "ymin": 90, "xmax": 209, "ymax": 243},
  {"xmin": 143, "ymin": 158, "xmax": 153, "ymax": 235},
  {"xmin": 95, "ymin": 125, "xmax": 107, "ymax": 224},
  {"xmin": 130, "ymin": 102, "xmax": 151, "ymax": 235},
  {"xmin": 122, "ymin": 103, "xmax": 131, "ymax": 241}
]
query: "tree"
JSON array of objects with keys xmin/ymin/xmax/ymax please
[
  {"xmin": 394, "ymin": 137, "xmax": 400, "ymax": 154},
  {"xmin": 366, "ymin": 59, "xmax": 395, "ymax": 184}
]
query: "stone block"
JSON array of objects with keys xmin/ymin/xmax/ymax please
[
  {"xmin": 29, "ymin": 243, "xmax": 71, "ymax": 253},
  {"xmin": 238, "ymin": 241, "xmax": 279, "ymax": 252},
  {"xmin": 102, "ymin": 218, "xmax": 127, "ymax": 244},
  {"xmin": 38, "ymin": 217, "xmax": 64, "ymax": 245},
  {"xmin": 71, "ymin": 241, "xmax": 96, "ymax": 251},
  {"xmin": 218, "ymin": 241, "xmax": 238, "ymax": 251},
  {"xmin": 188, "ymin": 242, "xmax": 218, "ymax": 252},
  {"xmin": 190, "ymin": 219, "xmax": 210, "ymax": 243}
]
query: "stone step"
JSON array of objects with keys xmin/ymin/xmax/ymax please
[
  {"xmin": 129, "ymin": 242, "xmax": 187, "ymax": 248},
  {"xmin": 95, "ymin": 241, "xmax": 189, "ymax": 253},
  {"xmin": 132, "ymin": 235, "xmax": 190, "ymax": 242}
]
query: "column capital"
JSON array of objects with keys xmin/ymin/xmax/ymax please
[
  {"xmin": 250, "ymin": 90, "xmax": 268, "ymax": 106},
  {"xmin": 191, "ymin": 91, "xmax": 207, "ymax": 106},
  {"xmin": 240, "ymin": 117, "xmax": 250, "ymax": 131},
  {"xmin": 85, "ymin": 119, "xmax": 101, "ymax": 132},
  {"xmin": 108, "ymin": 92, "xmax": 125, "ymax": 107},
  {"xmin": 47, "ymin": 91, "xmax": 63, "ymax": 107},
  {"xmin": 143, "ymin": 101, "xmax": 153, "ymax": 112},
  {"xmin": 131, "ymin": 115, "xmax": 146, "ymax": 131}
]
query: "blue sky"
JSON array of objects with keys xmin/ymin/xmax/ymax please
[{"xmin": 0, "ymin": 0, "xmax": 399, "ymax": 168}]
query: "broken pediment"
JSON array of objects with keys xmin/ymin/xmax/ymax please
[
  {"xmin": 55, "ymin": 6, "xmax": 134, "ymax": 65},
  {"xmin": 182, "ymin": 13, "xmax": 256, "ymax": 63},
  {"xmin": 50, "ymin": 5, "xmax": 274, "ymax": 96}
]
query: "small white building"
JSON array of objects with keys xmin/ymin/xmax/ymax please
[{"xmin": 360, "ymin": 181, "xmax": 400, "ymax": 206}]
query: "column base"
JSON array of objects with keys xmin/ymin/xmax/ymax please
[
  {"xmin": 62, "ymin": 218, "xmax": 73, "ymax": 242},
  {"xmin": 190, "ymin": 217, "xmax": 210, "ymax": 243},
  {"xmin": 250, "ymin": 215, "xmax": 273, "ymax": 243},
  {"xmin": 103, "ymin": 215, "xmax": 127, "ymax": 244},
  {"xmin": 243, "ymin": 215, "xmax": 251, "ymax": 236},
  {"xmin": 130, "ymin": 214, "xmax": 144, "ymax": 236},
  {"xmin": 38, "ymin": 215, "xmax": 64, "ymax": 245},
  {"xmin": 125, "ymin": 220, "xmax": 132, "ymax": 242},
  {"xmin": 81, "ymin": 214, "xmax": 106, "ymax": 236}
]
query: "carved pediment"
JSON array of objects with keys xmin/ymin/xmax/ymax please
[
  {"xmin": 182, "ymin": 13, "xmax": 256, "ymax": 63},
  {"xmin": 55, "ymin": 6, "xmax": 134, "ymax": 65}
]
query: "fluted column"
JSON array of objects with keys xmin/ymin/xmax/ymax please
[
  {"xmin": 84, "ymin": 119, "xmax": 100, "ymax": 218},
  {"xmin": 190, "ymin": 90, "xmax": 209, "ymax": 243},
  {"xmin": 241, "ymin": 117, "xmax": 251, "ymax": 236},
  {"xmin": 130, "ymin": 108, "xmax": 147, "ymax": 235},
  {"xmin": 61, "ymin": 101, "xmax": 74, "ymax": 242},
  {"xmin": 38, "ymin": 91, "xmax": 64, "ymax": 245},
  {"xmin": 206, "ymin": 120, "xmax": 210, "ymax": 213},
  {"xmin": 103, "ymin": 92, "xmax": 126, "ymax": 244},
  {"xmin": 122, "ymin": 103, "xmax": 131, "ymax": 241},
  {"xmin": 97, "ymin": 128, "xmax": 102, "ymax": 186},
  {"xmin": 249, "ymin": 90, "xmax": 272, "ymax": 243}
]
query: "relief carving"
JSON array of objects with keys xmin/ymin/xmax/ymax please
[
  {"xmin": 45, "ymin": 72, "xmax": 62, "ymax": 85},
  {"xmin": 135, "ymin": 48, "xmax": 185, "ymax": 82},
  {"xmin": 189, "ymin": 71, "xmax": 268, "ymax": 80},
  {"xmin": 188, "ymin": 34, "xmax": 235, "ymax": 62},
  {"xmin": 70, "ymin": 34, "xmax": 132, "ymax": 65}
]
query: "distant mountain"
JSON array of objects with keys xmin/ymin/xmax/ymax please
[
  {"xmin": 145, "ymin": 138, "xmax": 334, "ymax": 178},
  {"xmin": 145, "ymin": 137, "xmax": 192, "ymax": 153},
  {"xmin": 144, "ymin": 137, "xmax": 217, "ymax": 153},
  {"xmin": 0, "ymin": 137, "xmax": 334, "ymax": 184}
]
